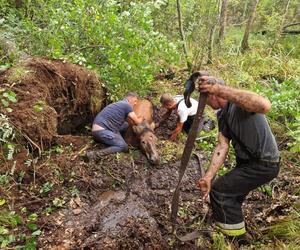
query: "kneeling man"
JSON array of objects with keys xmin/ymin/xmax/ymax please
[{"xmin": 87, "ymin": 92, "xmax": 143, "ymax": 160}]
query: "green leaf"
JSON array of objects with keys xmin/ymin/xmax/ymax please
[
  {"xmin": 25, "ymin": 237, "xmax": 37, "ymax": 250},
  {"xmin": 0, "ymin": 226, "xmax": 8, "ymax": 235},
  {"xmin": 28, "ymin": 213, "xmax": 38, "ymax": 221},
  {"xmin": 27, "ymin": 223, "xmax": 38, "ymax": 231},
  {"xmin": 31, "ymin": 229, "xmax": 41, "ymax": 236},
  {"xmin": 33, "ymin": 103, "xmax": 44, "ymax": 113},
  {"xmin": 0, "ymin": 234, "xmax": 15, "ymax": 248},
  {"xmin": 1, "ymin": 99, "xmax": 9, "ymax": 107},
  {"xmin": 52, "ymin": 198, "xmax": 65, "ymax": 207},
  {"xmin": 3, "ymin": 91, "xmax": 17, "ymax": 103},
  {"xmin": 21, "ymin": 207, "xmax": 27, "ymax": 213},
  {"xmin": 0, "ymin": 199, "xmax": 6, "ymax": 206}
]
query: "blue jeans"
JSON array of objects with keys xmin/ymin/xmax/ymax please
[{"xmin": 92, "ymin": 122, "xmax": 129, "ymax": 154}]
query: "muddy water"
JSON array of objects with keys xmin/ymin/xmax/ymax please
[
  {"xmin": 38, "ymin": 156, "xmax": 206, "ymax": 249},
  {"xmin": 98, "ymin": 190, "xmax": 126, "ymax": 208}
]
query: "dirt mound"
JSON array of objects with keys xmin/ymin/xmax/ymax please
[{"xmin": 0, "ymin": 57, "xmax": 105, "ymax": 151}]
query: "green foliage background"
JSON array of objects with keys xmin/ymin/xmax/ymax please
[{"xmin": 1, "ymin": 0, "xmax": 180, "ymax": 100}]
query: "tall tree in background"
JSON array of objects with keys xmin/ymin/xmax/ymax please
[
  {"xmin": 207, "ymin": 25, "xmax": 216, "ymax": 64},
  {"xmin": 242, "ymin": 0, "xmax": 249, "ymax": 21},
  {"xmin": 241, "ymin": 0, "xmax": 260, "ymax": 52},
  {"xmin": 176, "ymin": 0, "xmax": 192, "ymax": 70},
  {"xmin": 15, "ymin": 0, "xmax": 22, "ymax": 8},
  {"xmin": 217, "ymin": 0, "xmax": 228, "ymax": 44},
  {"xmin": 273, "ymin": 0, "xmax": 292, "ymax": 46}
]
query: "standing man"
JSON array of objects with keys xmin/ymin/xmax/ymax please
[
  {"xmin": 158, "ymin": 93, "xmax": 198, "ymax": 140},
  {"xmin": 87, "ymin": 92, "xmax": 143, "ymax": 161},
  {"xmin": 197, "ymin": 76, "xmax": 280, "ymax": 245}
]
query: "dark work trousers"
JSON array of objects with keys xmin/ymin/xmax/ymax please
[
  {"xmin": 210, "ymin": 158, "xmax": 280, "ymax": 236},
  {"xmin": 183, "ymin": 115, "xmax": 195, "ymax": 133},
  {"xmin": 92, "ymin": 122, "xmax": 129, "ymax": 154}
]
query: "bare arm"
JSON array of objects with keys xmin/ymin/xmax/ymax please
[
  {"xmin": 127, "ymin": 111, "xmax": 143, "ymax": 125},
  {"xmin": 170, "ymin": 122, "xmax": 183, "ymax": 141},
  {"xmin": 199, "ymin": 76, "xmax": 271, "ymax": 114},
  {"xmin": 215, "ymin": 85, "xmax": 271, "ymax": 114},
  {"xmin": 198, "ymin": 132, "xmax": 230, "ymax": 199}
]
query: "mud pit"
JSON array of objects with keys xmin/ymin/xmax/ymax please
[
  {"xmin": 36, "ymin": 139, "xmax": 299, "ymax": 249},
  {"xmin": 38, "ymin": 152, "xmax": 207, "ymax": 249},
  {"xmin": 36, "ymin": 106, "xmax": 298, "ymax": 249}
]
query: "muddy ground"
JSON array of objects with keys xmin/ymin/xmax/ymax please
[
  {"xmin": 1, "ymin": 106, "xmax": 298, "ymax": 250},
  {"xmin": 1, "ymin": 67, "xmax": 299, "ymax": 249}
]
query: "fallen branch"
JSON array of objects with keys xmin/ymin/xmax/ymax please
[{"xmin": 282, "ymin": 22, "xmax": 300, "ymax": 35}]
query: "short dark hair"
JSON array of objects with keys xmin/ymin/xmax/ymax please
[
  {"xmin": 206, "ymin": 76, "xmax": 226, "ymax": 86},
  {"xmin": 160, "ymin": 93, "xmax": 173, "ymax": 105},
  {"xmin": 125, "ymin": 92, "xmax": 138, "ymax": 98}
]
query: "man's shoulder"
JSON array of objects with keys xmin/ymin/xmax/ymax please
[
  {"xmin": 116, "ymin": 100, "xmax": 133, "ymax": 113},
  {"xmin": 174, "ymin": 95, "xmax": 184, "ymax": 102},
  {"xmin": 114, "ymin": 100, "xmax": 130, "ymax": 107}
]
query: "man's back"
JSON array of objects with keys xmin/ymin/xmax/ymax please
[
  {"xmin": 93, "ymin": 100, "xmax": 133, "ymax": 132},
  {"xmin": 174, "ymin": 95, "xmax": 198, "ymax": 123},
  {"xmin": 218, "ymin": 103, "xmax": 279, "ymax": 161}
]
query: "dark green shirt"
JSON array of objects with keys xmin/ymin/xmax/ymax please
[{"xmin": 217, "ymin": 102, "xmax": 279, "ymax": 161}]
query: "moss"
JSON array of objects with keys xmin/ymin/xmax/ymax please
[
  {"xmin": 6, "ymin": 66, "xmax": 33, "ymax": 84},
  {"xmin": 158, "ymin": 139, "xmax": 184, "ymax": 163}
]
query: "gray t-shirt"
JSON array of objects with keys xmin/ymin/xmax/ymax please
[
  {"xmin": 217, "ymin": 103, "xmax": 279, "ymax": 161},
  {"xmin": 93, "ymin": 99, "xmax": 133, "ymax": 132}
]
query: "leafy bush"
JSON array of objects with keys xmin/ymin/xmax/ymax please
[
  {"xmin": 0, "ymin": 114, "xmax": 17, "ymax": 160},
  {"xmin": 2, "ymin": 0, "xmax": 180, "ymax": 100},
  {"xmin": 252, "ymin": 79, "xmax": 300, "ymax": 153}
]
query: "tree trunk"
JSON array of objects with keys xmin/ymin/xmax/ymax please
[
  {"xmin": 241, "ymin": 0, "xmax": 260, "ymax": 52},
  {"xmin": 242, "ymin": 0, "xmax": 249, "ymax": 21},
  {"xmin": 176, "ymin": 0, "xmax": 192, "ymax": 70},
  {"xmin": 207, "ymin": 25, "xmax": 216, "ymax": 64},
  {"xmin": 15, "ymin": 0, "xmax": 22, "ymax": 8},
  {"xmin": 217, "ymin": 0, "xmax": 228, "ymax": 44},
  {"xmin": 274, "ymin": 0, "xmax": 292, "ymax": 42}
]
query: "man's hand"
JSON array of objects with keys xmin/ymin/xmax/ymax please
[
  {"xmin": 198, "ymin": 76, "xmax": 224, "ymax": 94},
  {"xmin": 197, "ymin": 176, "xmax": 213, "ymax": 201},
  {"xmin": 170, "ymin": 122, "xmax": 183, "ymax": 141},
  {"xmin": 155, "ymin": 122, "xmax": 160, "ymax": 129},
  {"xmin": 128, "ymin": 112, "xmax": 143, "ymax": 125},
  {"xmin": 170, "ymin": 132, "xmax": 178, "ymax": 141}
]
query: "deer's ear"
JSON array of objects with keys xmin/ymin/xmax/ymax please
[{"xmin": 132, "ymin": 125, "xmax": 144, "ymax": 135}]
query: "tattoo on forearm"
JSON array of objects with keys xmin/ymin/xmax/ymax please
[{"xmin": 217, "ymin": 85, "xmax": 270, "ymax": 113}]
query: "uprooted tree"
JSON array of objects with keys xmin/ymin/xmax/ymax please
[{"xmin": 0, "ymin": 58, "xmax": 106, "ymax": 156}]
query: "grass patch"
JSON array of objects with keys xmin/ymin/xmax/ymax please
[
  {"xmin": 0, "ymin": 209, "xmax": 22, "ymax": 228},
  {"xmin": 262, "ymin": 211, "xmax": 300, "ymax": 244}
]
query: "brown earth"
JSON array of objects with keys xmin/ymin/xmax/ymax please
[
  {"xmin": 1, "ymin": 67, "xmax": 299, "ymax": 249},
  {"xmin": 0, "ymin": 57, "xmax": 106, "ymax": 151}
]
